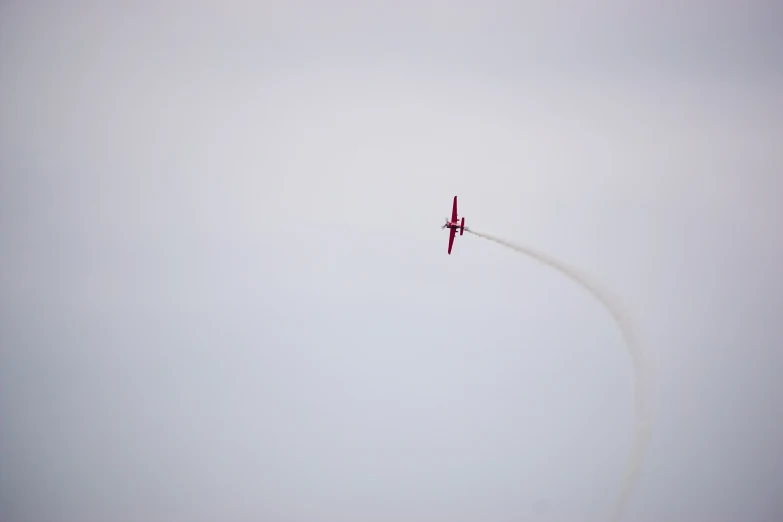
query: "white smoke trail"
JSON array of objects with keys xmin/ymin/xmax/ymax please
[{"xmin": 466, "ymin": 228, "xmax": 654, "ymax": 522}]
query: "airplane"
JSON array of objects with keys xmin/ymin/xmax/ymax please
[{"xmin": 442, "ymin": 195, "xmax": 466, "ymax": 255}]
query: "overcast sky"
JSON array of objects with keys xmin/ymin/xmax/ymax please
[{"xmin": 1, "ymin": 2, "xmax": 782, "ymax": 521}]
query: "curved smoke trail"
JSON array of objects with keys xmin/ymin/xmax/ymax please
[{"xmin": 466, "ymin": 228, "xmax": 654, "ymax": 522}]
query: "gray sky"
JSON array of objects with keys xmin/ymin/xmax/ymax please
[{"xmin": 1, "ymin": 2, "xmax": 782, "ymax": 521}]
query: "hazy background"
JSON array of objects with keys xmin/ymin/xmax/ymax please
[{"xmin": 1, "ymin": 2, "xmax": 782, "ymax": 521}]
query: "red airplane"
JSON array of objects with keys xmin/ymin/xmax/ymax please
[{"xmin": 442, "ymin": 195, "xmax": 466, "ymax": 254}]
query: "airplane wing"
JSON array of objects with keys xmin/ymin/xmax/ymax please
[
  {"xmin": 451, "ymin": 195, "xmax": 458, "ymax": 222},
  {"xmin": 448, "ymin": 227, "xmax": 456, "ymax": 254}
]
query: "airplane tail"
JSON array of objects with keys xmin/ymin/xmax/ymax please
[{"xmin": 460, "ymin": 217, "xmax": 465, "ymax": 235}]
